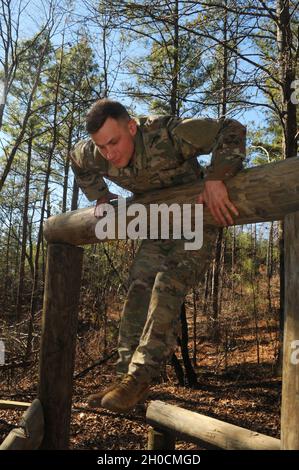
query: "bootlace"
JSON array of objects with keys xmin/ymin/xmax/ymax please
[
  {"xmin": 120, "ymin": 374, "xmax": 137, "ymax": 391},
  {"xmin": 120, "ymin": 374, "xmax": 150, "ymax": 393}
]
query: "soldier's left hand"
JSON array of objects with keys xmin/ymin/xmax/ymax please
[{"xmin": 197, "ymin": 180, "xmax": 239, "ymax": 226}]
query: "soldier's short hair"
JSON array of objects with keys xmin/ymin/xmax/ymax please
[{"xmin": 86, "ymin": 99, "xmax": 131, "ymax": 133}]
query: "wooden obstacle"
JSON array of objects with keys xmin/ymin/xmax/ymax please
[
  {"xmin": 40, "ymin": 156, "xmax": 299, "ymax": 450},
  {"xmin": 0, "ymin": 399, "xmax": 44, "ymax": 450},
  {"xmin": 146, "ymin": 401, "xmax": 280, "ymax": 450},
  {"xmin": 2, "ymin": 156, "xmax": 297, "ymax": 450},
  {"xmin": 38, "ymin": 243, "xmax": 83, "ymax": 449}
]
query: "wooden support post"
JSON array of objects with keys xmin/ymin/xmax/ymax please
[
  {"xmin": 281, "ymin": 213, "xmax": 299, "ymax": 449},
  {"xmin": 38, "ymin": 243, "xmax": 83, "ymax": 450},
  {"xmin": 147, "ymin": 427, "xmax": 176, "ymax": 450}
]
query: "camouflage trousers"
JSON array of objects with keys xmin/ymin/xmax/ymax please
[{"xmin": 115, "ymin": 226, "xmax": 218, "ymax": 383}]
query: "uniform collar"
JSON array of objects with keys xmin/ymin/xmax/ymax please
[{"xmin": 128, "ymin": 125, "xmax": 146, "ymax": 169}]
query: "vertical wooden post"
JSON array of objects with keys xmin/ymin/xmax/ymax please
[
  {"xmin": 38, "ymin": 243, "xmax": 83, "ymax": 449},
  {"xmin": 147, "ymin": 427, "xmax": 176, "ymax": 450},
  {"xmin": 281, "ymin": 213, "xmax": 299, "ymax": 449}
]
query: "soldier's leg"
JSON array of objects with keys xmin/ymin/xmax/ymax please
[
  {"xmin": 100, "ymin": 229, "xmax": 217, "ymax": 412},
  {"xmin": 88, "ymin": 240, "xmax": 163, "ymax": 408},
  {"xmin": 115, "ymin": 239, "xmax": 167, "ymax": 376},
  {"xmin": 128, "ymin": 227, "xmax": 218, "ymax": 382}
]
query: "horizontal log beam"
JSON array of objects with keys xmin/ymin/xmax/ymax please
[
  {"xmin": 0, "ymin": 400, "xmax": 31, "ymax": 411},
  {"xmin": 146, "ymin": 401, "xmax": 280, "ymax": 450},
  {"xmin": 44, "ymin": 157, "xmax": 299, "ymax": 246}
]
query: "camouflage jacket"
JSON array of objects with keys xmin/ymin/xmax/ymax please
[{"xmin": 70, "ymin": 115, "xmax": 246, "ymax": 202}]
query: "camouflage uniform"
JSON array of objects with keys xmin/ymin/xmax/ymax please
[{"xmin": 70, "ymin": 115, "xmax": 246, "ymax": 382}]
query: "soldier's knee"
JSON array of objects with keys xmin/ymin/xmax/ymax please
[{"xmin": 128, "ymin": 278, "xmax": 152, "ymax": 294}]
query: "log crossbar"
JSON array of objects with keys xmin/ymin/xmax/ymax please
[
  {"xmin": 44, "ymin": 157, "xmax": 299, "ymax": 246},
  {"xmin": 0, "ymin": 400, "xmax": 31, "ymax": 411}
]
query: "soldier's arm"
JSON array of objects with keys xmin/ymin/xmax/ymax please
[
  {"xmin": 69, "ymin": 139, "xmax": 110, "ymax": 202},
  {"xmin": 170, "ymin": 117, "xmax": 246, "ymax": 181}
]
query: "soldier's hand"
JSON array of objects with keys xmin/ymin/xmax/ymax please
[
  {"xmin": 197, "ymin": 180, "xmax": 239, "ymax": 226},
  {"xmin": 94, "ymin": 192, "xmax": 118, "ymax": 218}
]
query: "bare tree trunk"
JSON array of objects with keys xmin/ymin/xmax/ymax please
[
  {"xmin": 0, "ymin": 3, "xmax": 52, "ymax": 130},
  {"xmin": 231, "ymin": 225, "xmax": 236, "ymax": 295},
  {"xmin": 71, "ymin": 176, "xmax": 79, "ymax": 211},
  {"xmin": 192, "ymin": 288, "xmax": 198, "ymax": 367},
  {"xmin": 203, "ymin": 267, "xmax": 211, "ymax": 316},
  {"xmin": 62, "ymin": 100, "xmax": 76, "ymax": 213},
  {"xmin": 170, "ymin": 0, "xmax": 179, "ymax": 116},
  {"xmin": 266, "ymin": 221, "xmax": 274, "ymax": 314},
  {"xmin": 251, "ymin": 225, "xmax": 260, "ymax": 364},
  {"xmin": 3, "ymin": 199, "xmax": 14, "ymax": 312},
  {"xmin": 210, "ymin": 0, "xmax": 229, "ymax": 343},
  {"xmin": 15, "ymin": 133, "xmax": 33, "ymax": 318},
  {"xmin": 177, "ymin": 303, "xmax": 198, "ymax": 387},
  {"xmin": 211, "ymin": 228, "xmax": 223, "ymax": 342},
  {"xmin": 25, "ymin": 37, "xmax": 65, "ymax": 358},
  {"xmin": 218, "ymin": 234, "xmax": 226, "ymax": 316},
  {"xmin": 0, "ymin": 32, "xmax": 52, "ymax": 192}
]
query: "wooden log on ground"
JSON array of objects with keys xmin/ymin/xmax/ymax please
[
  {"xmin": 281, "ymin": 213, "xmax": 299, "ymax": 449},
  {"xmin": 146, "ymin": 401, "xmax": 280, "ymax": 450},
  {"xmin": 38, "ymin": 243, "xmax": 83, "ymax": 449},
  {"xmin": 44, "ymin": 157, "xmax": 299, "ymax": 245},
  {"xmin": 0, "ymin": 399, "xmax": 43, "ymax": 450},
  {"xmin": 0, "ymin": 400, "xmax": 31, "ymax": 411}
]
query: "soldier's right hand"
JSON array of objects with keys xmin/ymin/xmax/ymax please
[
  {"xmin": 94, "ymin": 192, "xmax": 118, "ymax": 218},
  {"xmin": 197, "ymin": 180, "xmax": 238, "ymax": 226}
]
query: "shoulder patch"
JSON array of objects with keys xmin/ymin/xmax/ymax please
[{"xmin": 139, "ymin": 115, "xmax": 175, "ymax": 132}]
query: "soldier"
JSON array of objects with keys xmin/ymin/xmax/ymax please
[{"xmin": 70, "ymin": 98, "xmax": 246, "ymax": 413}]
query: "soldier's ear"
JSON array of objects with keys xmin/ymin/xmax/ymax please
[{"xmin": 127, "ymin": 118, "xmax": 137, "ymax": 137}]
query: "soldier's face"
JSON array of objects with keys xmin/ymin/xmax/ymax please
[{"xmin": 91, "ymin": 117, "xmax": 137, "ymax": 168}]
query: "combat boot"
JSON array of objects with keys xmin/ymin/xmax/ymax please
[
  {"xmin": 87, "ymin": 379, "xmax": 122, "ymax": 408},
  {"xmin": 101, "ymin": 374, "xmax": 150, "ymax": 413}
]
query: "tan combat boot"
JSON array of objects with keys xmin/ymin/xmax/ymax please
[
  {"xmin": 100, "ymin": 374, "xmax": 150, "ymax": 413},
  {"xmin": 87, "ymin": 380, "xmax": 122, "ymax": 408}
]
